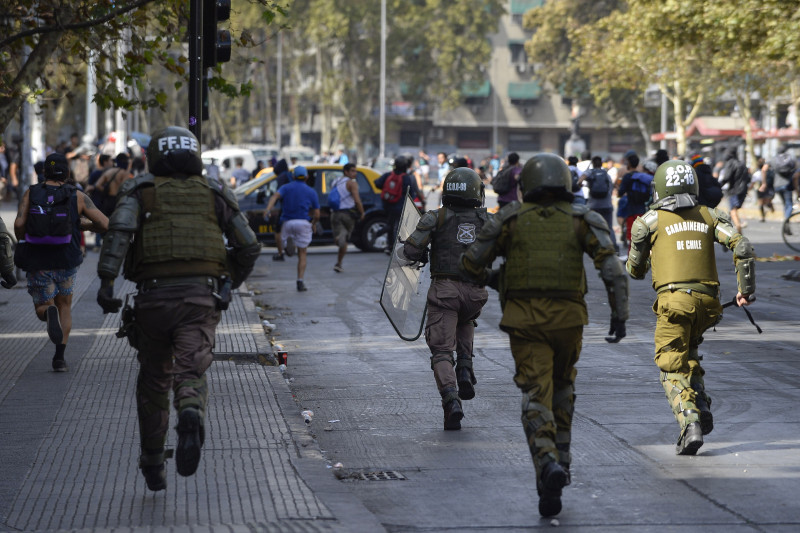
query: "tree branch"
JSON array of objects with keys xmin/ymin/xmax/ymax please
[{"xmin": 0, "ymin": 0, "xmax": 156, "ymax": 50}]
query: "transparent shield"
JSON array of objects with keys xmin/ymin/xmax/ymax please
[{"xmin": 379, "ymin": 194, "xmax": 431, "ymax": 341}]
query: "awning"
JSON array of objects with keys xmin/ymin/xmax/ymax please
[
  {"xmin": 650, "ymin": 115, "xmax": 759, "ymax": 142},
  {"xmin": 462, "ymin": 80, "xmax": 491, "ymax": 98},
  {"xmin": 510, "ymin": 0, "xmax": 544, "ymax": 15},
  {"xmin": 508, "ymin": 81, "xmax": 541, "ymax": 101}
]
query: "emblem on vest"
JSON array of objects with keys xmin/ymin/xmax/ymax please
[{"xmin": 457, "ymin": 223, "xmax": 477, "ymax": 244}]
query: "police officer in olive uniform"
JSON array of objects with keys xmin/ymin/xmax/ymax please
[
  {"xmin": 402, "ymin": 168, "xmax": 490, "ymax": 430},
  {"xmin": 459, "ymin": 153, "xmax": 629, "ymax": 518},
  {"xmin": 626, "ymin": 160, "xmax": 756, "ymax": 455},
  {"xmin": 96, "ymin": 126, "xmax": 261, "ymax": 491},
  {"xmin": 0, "ymin": 216, "xmax": 16, "ymax": 289}
]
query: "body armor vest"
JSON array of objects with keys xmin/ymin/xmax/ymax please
[
  {"xmin": 430, "ymin": 207, "xmax": 487, "ymax": 277},
  {"xmin": 125, "ymin": 175, "xmax": 227, "ymax": 281},
  {"xmin": 651, "ymin": 206, "xmax": 718, "ymax": 290},
  {"xmin": 504, "ymin": 202, "xmax": 586, "ymax": 294}
]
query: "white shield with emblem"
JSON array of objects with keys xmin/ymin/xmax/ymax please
[{"xmin": 379, "ymin": 193, "xmax": 431, "ymax": 341}]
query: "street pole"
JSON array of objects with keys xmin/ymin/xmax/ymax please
[
  {"xmin": 379, "ymin": 0, "xmax": 386, "ymax": 158},
  {"xmin": 660, "ymin": 90, "xmax": 668, "ymax": 150},
  {"xmin": 189, "ymin": 0, "xmax": 203, "ymax": 142},
  {"xmin": 276, "ymin": 33, "xmax": 282, "ymax": 147}
]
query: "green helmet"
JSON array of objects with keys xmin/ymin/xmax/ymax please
[
  {"xmin": 441, "ymin": 167, "xmax": 484, "ymax": 207},
  {"xmin": 519, "ymin": 153, "xmax": 571, "ymax": 198},
  {"xmin": 146, "ymin": 126, "xmax": 203, "ymax": 176},
  {"xmin": 652, "ymin": 160, "xmax": 699, "ymax": 202}
]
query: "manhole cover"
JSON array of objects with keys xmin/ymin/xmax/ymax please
[{"xmin": 356, "ymin": 471, "xmax": 406, "ymax": 481}]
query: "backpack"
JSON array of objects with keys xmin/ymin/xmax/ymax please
[
  {"xmin": 628, "ymin": 172, "xmax": 653, "ymax": 205},
  {"xmin": 381, "ymin": 171, "xmax": 404, "ymax": 204},
  {"xmin": 25, "ymin": 183, "xmax": 75, "ymax": 245},
  {"xmin": 492, "ymin": 167, "xmax": 514, "ymax": 195},
  {"xmin": 774, "ymin": 151, "xmax": 797, "ymax": 177},
  {"xmin": 587, "ymin": 168, "xmax": 611, "ymax": 199},
  {"xmin": 569, "ymin": 168, "xmax": 581, "ymax": 192},
  {"xmin": 328, "ymin": 177, "xmax": 346, "ymax": 210}
]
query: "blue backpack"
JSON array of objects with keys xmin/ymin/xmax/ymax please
[
  {"xmin": 629, "ymin": 172, "xmax": 653, "ymax": 205},
  {"xmin": 328, "ymin": 178, "xmax": 344, "ymax": 210}
]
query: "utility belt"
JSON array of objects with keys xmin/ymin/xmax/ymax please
[
  {"xmin": 137, "ymin": 275, "xmax": 218, "ymax": 293},
  {"xmin": 656, "ymin": 282, "xmax": 719, "ymax": 298}
]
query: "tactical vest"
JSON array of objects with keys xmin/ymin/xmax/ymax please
[
  {"xmin": 504, "ymin": 202, "xmax": 586, "ymax": 295},
  {"xmin": 651, "ymin": 206, "xmax": 718, "ymax": 290},
  {"xmin": 125, "ymin": 175, "xmax": 227, "ymax": 281},
  {"xmin": 430, "ymin": 207, "xmax": 488, "ymax": 277}
]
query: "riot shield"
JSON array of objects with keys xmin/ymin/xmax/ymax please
[{"xmin": 380, "ymin": 194, "xmax": 430, "ymax": 341}]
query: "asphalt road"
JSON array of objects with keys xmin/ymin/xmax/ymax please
[{"xmin": 249, "ymin": 208, "xmax": 800, "ymax": 532}]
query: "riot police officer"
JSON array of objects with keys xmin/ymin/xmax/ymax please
[
  {"xmin": 0, "ymin": 216, "xmax": 16, "ymax": 289},
  {"xmin": 403, "ymin": 168, "xmax": 490, "ymax": 430},
  {"xmin": 626, "ymin": 160, "xmax": 756, "ymax": 455},
  {"xmin": 460, "ymin": 153, "xmax": 629, "ymax": 518},
  {"xmin": 96, "ymin": 126, "xmax": 261, "ymax": 491}
]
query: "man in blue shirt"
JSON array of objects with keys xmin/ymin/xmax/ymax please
[{"xmin": 264, "ymin": 166, "xmax": 320, "ymax": 291}]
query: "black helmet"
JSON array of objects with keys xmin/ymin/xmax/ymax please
[
  {"xmin": 518, "ymin": 153, "xmax": 572, "ymax": 202},
  {"xmin": 448, "ymin": 154, "xmax": 469, "ymax": 168},
  {"xmin": 44, "ymin": 153, "xmax": 69, "ymax": 181},
  {"xmin": 392, "ymin": 155, "xmax": 410, "ymax": 173},
  {"xmin": 441, "ymin": 168, "xmax": 484, "ymax": 208},
  {"xmin": 146, "ymin": 126, "xmax": 203, "ymax": 176}
]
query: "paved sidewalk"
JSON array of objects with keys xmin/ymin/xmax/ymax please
[{"xmin": 0, "ymin": 222, "xmax": 384, "ymax": 532}]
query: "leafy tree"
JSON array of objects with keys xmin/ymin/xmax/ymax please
[{"xmin": 0, "ymin": 0, "xmax": 284, "ymax": 139}]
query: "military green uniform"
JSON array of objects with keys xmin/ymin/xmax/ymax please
[
  {"xmin": 98, "ymin": 171, "xmax": 260, "ymax": 486},
  {"xmin": 460, "ymin": 199, "xmax": 628, "ymax": 482},
  {"xmin": 404, "ymin": 206, "xmax": 490, "ymax": 421},
  {"xmin": 627, "ymin": 201, "xmax": 755, "ymax": 447}
]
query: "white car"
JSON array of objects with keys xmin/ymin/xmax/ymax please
[{"xmin": 202, "ymin": 148, "xmax": 257, "ymax": 183}]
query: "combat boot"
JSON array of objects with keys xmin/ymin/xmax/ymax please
[
  {"xmin": 441, "ymin": 387, "xmax": 463, "ymax": 430},
  {"xmin": 455, "ymin": 357, "xmax": 477, "ymax": 401},
  {"xmin": 676, "ymin": 422, "xmax": 703, "ymax": 456},
  {"xmin": 176, "ymin": 407, "xmax": 204, "ymax": 477},
  {"xmin": 555, "ymin": 442, "xmax": 571, "ymax": 487},
  {"xmin": 139, "ymin": 448, "xmax": 172, "ymax": 491},
  {"xmin": 537, "ymin": 461, "xmax": 568, "ymax": 517},
  {"xmin": 691, "ymin": 384, "xmax": 714, "ymax": 435}
]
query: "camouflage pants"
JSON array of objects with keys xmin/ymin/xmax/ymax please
[
  {"xmin": 508, "ymin": 325, "xmax": 582, "ymax": 477},
  {"xmin": 652, "ymin": 290, "xmax": 722, "ymax": 429},
  {"xmin": 133, "ymin": 286, "xmax": 221, "ymax": 451}
]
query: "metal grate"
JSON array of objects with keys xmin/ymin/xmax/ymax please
[{"xmin": 356, "ymin": 470, "xmax": 406, "ymax": 481}]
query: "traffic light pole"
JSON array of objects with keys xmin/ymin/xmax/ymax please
[{"xmin": 189, "ymin": 0, "xmax": 203, "ymax": 143}]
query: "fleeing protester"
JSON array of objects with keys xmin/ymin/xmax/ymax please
[
  {"xmin": 627, "ymin": 160, "xmax": 756, "ymax": 455},
  {"xmin": 0, "ymin": 216, "xmax": 16, "ymax": 289},
  {"xmin": 770, "ymin": 145, "xmax": 798, "ymax": 230},
  {"xmin": 402, "ymin": 168, "xmax": 490, "ymax": 430},
  {"xmin": 582, "ymin": 155, "xmax": 617, "ymax": 252},
  {"xmin": 96, "ymin": 126, "xmax": 260, "ymax": 491},
  {"xmin": 375, "ymin": 156, "xmax": 424, "ymax": 253},
  {"xmin": 718, "ymin": 146, "xmax": 751, "ymax": 234},
  {"xmin": 460, "ymin": 153, "xmax": 628, "ymax": 518},
  {"xmin": 230, "ymin": 157, "xmax": 250, "ymax": 188},
  {"xmin": 330, "ymin": 163, "xmax": 365, "ymax": 272},
  {"xmin": 493, "ymin": 152, "xmax": 522, "ymax": 208},
  {"xmin": 264, "ymin": 166, "xmax": 320, "ymax": 291},
  {"xmin": 13, "ymin": 153, "xmax": 108, "ymax": 372},
  {"xmin": 752, "ymin": 156, "xmax": 775, "ymax": 222},
  {"xmin": 270, "ymin": 158, "xmax": 292, "ymax": 261}
]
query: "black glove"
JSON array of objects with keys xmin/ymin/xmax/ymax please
[
  {"xmin": 1, "ymin": 271, "xmax": 16, "ymax": 289},
  {"xmin": 605, "ymin": 318, "xmax": 626, "ymax": 343},
  {"xmin": 486, "ymin": 268, "xmax": 500, "ymax": 291},
  {"xmin": 418, "ymin": 248, "xmax": 429, "ymax": 266},
  {"xmin": 97, "ymin": 284, "xmax": 122, "ymax": 314}
]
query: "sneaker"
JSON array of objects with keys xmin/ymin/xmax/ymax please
[
  {"xmin": 296, "ymin": 280, "xmax": 307, "ymax": 292},
  {"xmin": 676, "ymin": 422, "xmax": 704, "ymax": 455},
  {"xmin": 52, "ymin": 354, "xmax": 67, "ymax": 372},
  {"xmin": 333, "ymin": 264, "xmax": 344, "ymax": 273},
  {"xmin": 176, "ymin": 408, "xmax": 203, "ymax": 477},
  {"xmin": 443, "ymin": 399, "xmax": 463, "ymax": 430},
  {"xmin": 285, "ymin": 237, "xmax": 297, "ymax": 257},
  {"xmin": 272, "ymin": 253, "xmax": 285, "ymax": 261},
  {"xmin": 538, "ymin": 461, "xmax": 568, "ymax": 517},
  {"xmin": 46, "ymin": 305, "xmax": 63, "ymax": 345}
]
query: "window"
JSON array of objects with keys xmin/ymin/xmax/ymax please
[
  {"xmin": 457, "ymin": 130, "xmax": 491, "ymax": 149},
  {"xmin": 400, "ymin": 130, "xmax": 422, "ymax": 147},
  {"xmin": 508, "ymin": 40, "xmax": 527, "ymax": 64},
  {"xmin": 508, "ymin": 132, "xmax": 541, "ymax": 152}
]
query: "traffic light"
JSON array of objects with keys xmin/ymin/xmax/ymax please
[{"xmin": 203, "ymin": 0, "xmax": 232, "ymax": 68}]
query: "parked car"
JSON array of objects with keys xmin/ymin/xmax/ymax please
[
  {"xmin": 234, "ymin": 164, "xmax": 392, "ymax": 252},
  {"xmin": 202, "ymin": 148, "xmax": 257, "ymax": 184},
  {"xmin": 279, "ymin": 145, "xmax": 316, "ymax": 165}
]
